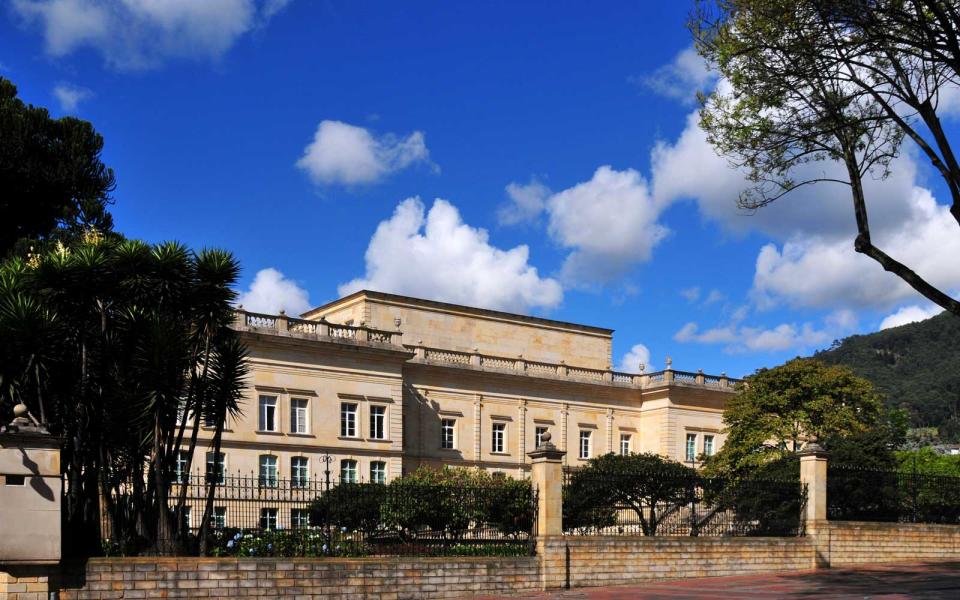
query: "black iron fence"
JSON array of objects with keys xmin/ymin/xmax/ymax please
[
  {"xmin": 828, "ymin": 466, "xmax": 960, "ymax": 524},
  {"xmin": 562, "ymin": 470, "xmax": 806, "ymax": 537},
  {"xmin": 101, "ymin": 472, "xmax": 536, "ymax": 557}
]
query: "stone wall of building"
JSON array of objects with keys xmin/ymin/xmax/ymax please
[
  {"xmin": 825, "ymin": 521, "xmax": 960, "ymax": 566},
  {"xmin": 539, "ymin": 536, "xmax": 815, "ymax": 590}
]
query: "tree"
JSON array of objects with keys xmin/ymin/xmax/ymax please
[
  {"xmin": 0, "ymin": 235, "xmax": 246, "ymax": 556},
  {"xmin": 0, "ymin": 77, "xmax": 114, "ymax": 257},
  {"xmin": 564, "ymin": 453, "xmax": 698, "ymax": 536},
  {"xmin": 706, "ymin": 359, "xmax": 886, "ymax": 476},
  {"xmin": 693, "ymin": 0, "xmax": 960, "ymax": 317}
]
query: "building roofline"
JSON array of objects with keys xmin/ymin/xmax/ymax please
[{"xmin": 301, "ymin": 289, "xmax": 615, "ymax": 336}]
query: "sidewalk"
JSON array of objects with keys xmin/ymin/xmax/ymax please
[{"xmin": 472, "ymin": 562, "xmax": 960, "ymax": 599}]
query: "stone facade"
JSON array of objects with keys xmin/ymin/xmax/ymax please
[{"xmin": 175, "ymin": 290, "xmax": 737, "ymax": 530}]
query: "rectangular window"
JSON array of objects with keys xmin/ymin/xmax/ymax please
[
  {"xmin": 259, "ymin": 455, "xmax": 278, "ymax": 488},
  {"xmin": 535, "ymin": 426, "xmax": 548, "ymax": 448},
  {"xmin": 290, "ymin": 398, "xmax": 309, "ymax": 434},
  {"xmin": 370, "ymin": 405, "xmax": 386, "ymax": 440},
  {"xmin": 174, "ymin": 450, "xmax": 190, "ymax": 484},
  {"xmin": 340, "ymin": 459, "xmax": 358, "ymax": 483},
  {"xmin": 704, "ymin": 435, "xmax": 715, "ymax": 457},
  {"xmin": 258, "ymin": 395, "xmax": 277, "ymax": 432},
  {"xmin": 441, "ymin": 418, "xmax": 456, "ymax": 449},
  {"xmin": 370, "ymin": 460, "xmax": 387, "ymax": 484},
  {"xmin": 205, "ymin": 452, "xmax": 225, "ymax": 485},
  {"xmin": 291, "ymin": 456, "xmax": 309, "ymax": 488},
  {"xmin": 182, "ymin": 506, "xmax": 191, "ymax": 530},
  {"xmin": 340, "ymin": 403, "xmax": 357, "ymax": 437},
  {"xmin": 291, "ymin": 508, "xmax": 310, "ymax": 529},
  {"xmin": 579, "ymin": 430, "xmax": 592, "ymax": 460},
  {"xmin": 686, "ymin": 433, "xmax": 697, "ymax": 462},
  {"xmin": 620, "ymin": 433, "xmax": 632, "ymax": 456},
  {"xmin": 259, "ymin": 508, "xmax": 278, "ymax": 530},
  {"xmin": 210, "ymin": 507, "xmax": 227, "ymax": 529},
  {"xmin": 492, "ymin": 422, "xmax": 506, "ymax": 453}
]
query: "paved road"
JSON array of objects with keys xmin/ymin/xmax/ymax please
[{"xmin": 473, "ymin": 562, "xmax": 960, "ymax": 599}]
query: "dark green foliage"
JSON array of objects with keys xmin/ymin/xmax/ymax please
[
  {"xmin": 309, "ymin": 483, "xmax": 386, "ymax": 534},
  {"xmin": 0, "ymin": 77, "xmax": 115, "ymax": 256},
  {"xmin": 815, "ymin": 311, "xmax": 960, "ymax": 435}
]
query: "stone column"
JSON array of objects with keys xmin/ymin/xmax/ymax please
[
  {"xmin": 527, "ymin": 432, "xmax": 566, "ymax": 537},
  {"xmin": 799, "ymin": 441, "xmax": 830, "ymax": 567},
  {"xmin": 0, "ymin": 404, "xmax": 62, "ymax": 599}
]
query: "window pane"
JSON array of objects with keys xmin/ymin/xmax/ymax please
[
  {"xmin": 211, "ymin": 507, "xmax": 227, "ymax": 529},
  {"xmin": 259, "ymin": 455, "xmax": 278, "ymax": 487},
  {"xmin": 340, "ymin": 403, "xmax": 357, "ymax": 437},
  {"xmin": 260, "ymin": 508, "xmax": 278, "ymax": 530},
  {"xmin": 620, "ymin": 434, "xmax": 631, "ymax": 456},
  {"xmin": 258, "ymin": 396, "xmax": 277, "ymax": 431},
  {"xmin": 686, "ymin": 433, "xmax": 697, "ymax": 462},
  {"xmin": 340, "ymin": 459, "xmax": 357, "ymax": 483},
  {"xmin": 370, "ymin": 405, "xmax": 385, "ymax": 440},
  {"xmin": 206, "ymin": 452, "xmax": 225, "ymax": 484},
  {"xmin": 492, "ymin": 423, "xmax": 505, "ymax": 453},
  {"xmin": 441, "ymin": 419, "xmax": 455, "ymax": 449},
  {"xmin": 291, "ymin": 508, "xmax": 310, "ymax": 529},
  {"xmin": 370, "ymin": 461, "xmax": 386, "ymax": 484},
  {"xmin": 704, "ymin": 435, "xmax": 714, "ymax": 456},
  {"xmin": 579, "ymin": 431, "xmax": 591, "ymax": 459},
  {"xmin": 291, "ymin": 456, "xmax": 309, "ymax": 487},
  {"xmin": 290, "ymin": 399, "xmax": 308, "ymax": 434}
]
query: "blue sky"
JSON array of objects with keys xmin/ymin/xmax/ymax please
[{"xmin": 4, "ymin": 1, "xmax": 959, "ymax": 378}]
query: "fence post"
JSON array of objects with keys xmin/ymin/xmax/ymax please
[
  {"xmin": 528, "ymin": 432, "xmax": 566, "ymax": 538},
  {"xmin": 799, "ymin": 441, "xmax": 830, "ymax": 567}
]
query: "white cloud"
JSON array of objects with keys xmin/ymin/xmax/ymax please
[
  {"xmin": 703, "ymin": 289, "xmax": 724, "ymax": 306},
  {"xmin": 237, "ymin": 268, "xmax": 312, "ymax": 316},
  {"xmin": 635, "ymin": 46, "xmax": 715, "ymax": 105},
  {"xmin": 12, "ymin": 0, "xmax": 289, "ymax": 70},
  {"xmin": 497, "ymin": 179, "xmax": 549, "ymax": 226},
  {"xmin": 680, "ymin": 286, "xmax": 700, "ymax": 303},
  {"xmin": 674, "ymin": 308, "xmax": 856, "ymax": 354},
  {"xmin": 751, "ymin": 188, "xmax": 960, "ymax": 310},
  {"xmin": 52, "ymin": 83, "xmax": 91, "ymax": 112},
  {"xmin": 618, "ymin": 343, "xmax": 652, "ymax": 373},
  {"xmin": 295, "ymin": 120, "xmax": 432, "ymax": 186},
  {"xmin": 546, "ymin": 166, "xmax": 669, "ymax": 285},
  {"xmin": 339, "ymin": 197, "xmax": 563, "ymax": 313},
  {"xmin": 879, "ymin": 304, "xmax": 943, "ymax": 330}
]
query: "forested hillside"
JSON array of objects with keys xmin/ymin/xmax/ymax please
[{"xmin": 814, "ymin": 311, "xmax": 960, "ymax": 437}]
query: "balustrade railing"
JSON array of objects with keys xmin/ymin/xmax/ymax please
[{"xmin": 234, "ymin": 309, "xmax": 400, "ymax": 345}]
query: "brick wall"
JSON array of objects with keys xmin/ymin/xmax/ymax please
[
  {"xmin": 826, "ymin": 521, "xmax": 960, "ymax": 566},
  {"xmin": 54, "ymin": 556, "xmax": 539, "ymax": 600},
  {"xmin": 0, "ymin": 565, "xmax": 55, "ymax": 600},
  {"xmin": 539, "ymin": 536, "xmax": 815, "ymax": 589}
]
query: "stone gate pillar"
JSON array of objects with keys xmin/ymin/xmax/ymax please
[
  {"xmin": 799, "ymin": 441, "xmax": 830, "ymax": 567},
  {"xmin": 0, "ymin": 403, "xmax": 62, "ymax": 599},
  {"xmin": 527, "ymin": 431, "xmax": 566, "ymax": 537}
]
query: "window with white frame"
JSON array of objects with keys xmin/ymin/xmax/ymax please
[
  {"xmin": 291, "ymin": 456, "xmax": 309, "ymax": 488},
  {"xmin": 290, "ymin": 398, "xmax": 309, "ymax": 434},
  {"xmin": 492, "ymin": 422, "xmax": 506, "ymax": 453},
  {"xmin": 340, "ymin": 459, "xmax": 358, "ymax": 483},
  {"xmin": 291, "ymin": 508, "xmax": 310, "ymax": 529},
  {"xmin": 340, "ymin": 403, "xmax": 358, "ymax": 437},
  {"xmin": 210, "ymin": 507, "xmax": 226, "ymax": 529},
  {"xmin": 579, "ymin": 430, "xmax": 592, "ymax": 459},
  {"xmin": 620, "ymin": 433, "xmax": 632, "ymax": 456},
  {"xmin": 441, "ymin": 419, "xmax": 456, "ymax": 449},
  {"xmin": 259, "ymin": 507, "xmax": 278, "ymax": 530},
  {"xmin": 205, "ymin": 452, "xmax": 225, "ymax": 485},
  {"xmin": 174, "ymin": 450, "xmax": 190, "ymax": 484},
  {"xmin": 685, "ymin": 433, "xmax": 697, "ymax": 462},
  {"xmin": 370, "ymin": 460, "xmax": 387, "ymax": 484},
  {"xmin": 704, "ymin": 434, "xmax": 715, "ymax": 457},
  {"xmin": 535, "ymin": 426, "xmax": 548, "ymax": 448},
  {"xmin": 259, "ymin": 455, "xmax": 278, "ymax": 487},
  {"xmin": 370, "ymin": 405, "xmax": 386, "ymax": 440},
  {"xmin": 258, "ymin": 395, "xmax": 277, "ymax": 432}
]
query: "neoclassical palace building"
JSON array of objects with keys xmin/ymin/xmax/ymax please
[{"xmin": 187, "ymin": 290, "xmax": 738, "ymax": 486}]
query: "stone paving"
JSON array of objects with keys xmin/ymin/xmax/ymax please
[{"xmin": 473, "ymin": 562, "xmax": 960, "ymax": 599}]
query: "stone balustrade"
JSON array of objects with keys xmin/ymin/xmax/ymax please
[
  {"xmin": 232, "ymin": 309, "xmax": 403, "ymax": 346},
  {"xmin": 407, "ymin": 343, "xmax": 740, "ymax": 390}
]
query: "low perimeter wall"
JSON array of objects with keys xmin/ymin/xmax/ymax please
[{"xmin": 3, "ymin": 522, "xmax": 960, "ymax": 599}]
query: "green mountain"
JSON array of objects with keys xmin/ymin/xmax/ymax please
[{"xmin": 814, "ymin": 311, "xmax": 960, "ymax": 431}]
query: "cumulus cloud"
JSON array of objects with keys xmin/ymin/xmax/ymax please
[
  {"xmin": 546, "ymin": 166, "xmax": 669, "ymax": 285},
  {"xmin": 618, "ymin": 343, "xmax": 653, "ymax": 373},
  {"xmin": 680, "ymin": 286, "xmax": 700, "ymax": 303},
  {"xmin": 674, "ymin": 308, "xmax": 856, "ymax": 354},
  {"xmin": 237, "ymin": 268, "xmax": 312, "ymax": 316},
  {"xmin": 634, "ymin": 46, "xmax": 715, "ymax": 105},
  {"xmin": 12, "ymin": 0, "xmax": 290, "ymax": 70},
  {"xmin": 879, "ymin": 304, "xmax": 943, "ymax": 330},
  {"xmin": 52, "ymin": 83, "xmax": 91, "ymax": 112},
  {"xmin": 497, "ymin": 179, "xmax": 549, "ymax": 226},
  {"xmin": 296, "ymin": 120, "xmax": 433, "ymax": 186},
  {"xmin": 339, "ymin": 197, "xmax": 563, "ymax": 313}
]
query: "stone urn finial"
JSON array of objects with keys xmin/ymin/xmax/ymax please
[
  {"xmin": 541, "ymin": 431, "xmax": 551, "ymax": 444},
  {"xmin": 666, "ymin": 356, "xmax": 673, "ymax": 369},
  {"xmin": 638, "ymin": 362, "xmax": 646, "ymax": 373},
  {"xmin": 3, "ymin": 402, "xmax": 48, "ymax": 434}
]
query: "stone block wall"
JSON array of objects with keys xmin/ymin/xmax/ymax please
[
  {"xmin": 0, "ymin": 564, "xmax": 55, "ymax": 600},
  {"xmin": 538, "ymin": 536, "xmax": 815, "ymax": 589},
  {"xmin": 826, "ymin": 521, "xmax": 960, "ymax": 566},
  {"xmin": 55, "ymin": 556, "xmax": 539, "ymax": 599}
]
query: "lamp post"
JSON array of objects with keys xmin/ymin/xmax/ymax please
[{"xmin": 319, "ymin": 452, "xmax": 334, "ymax": 549}]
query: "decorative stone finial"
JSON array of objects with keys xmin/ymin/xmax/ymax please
[
  {"xmin": 13, "ymin": 403, "xmax": 28, "ymax": 419},
  {"xmin": 666, "ymin": 356, "xmax": 673, "ymax": 369},
  {"xmin": 541, "ymin": 431, "xmax": 552, "ymax": 443},
  {"xmin": 279, "ymin": 309, "xmax": 286, "ymax": 316},
  {"xmin": 638, "ymin": 362, "xmax": 646, "ymax": 373},
  {"xmin": 3, "ymin": 402, "xmax": 49, "ymax": 434},
  {"xmin": 394, "ymin": 317, "xmax": 402, "ymax": 329}
]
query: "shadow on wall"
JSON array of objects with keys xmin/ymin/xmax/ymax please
[{"xmin": 19, "ymin": 446, "xmax": 54, "ymax": 501}]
